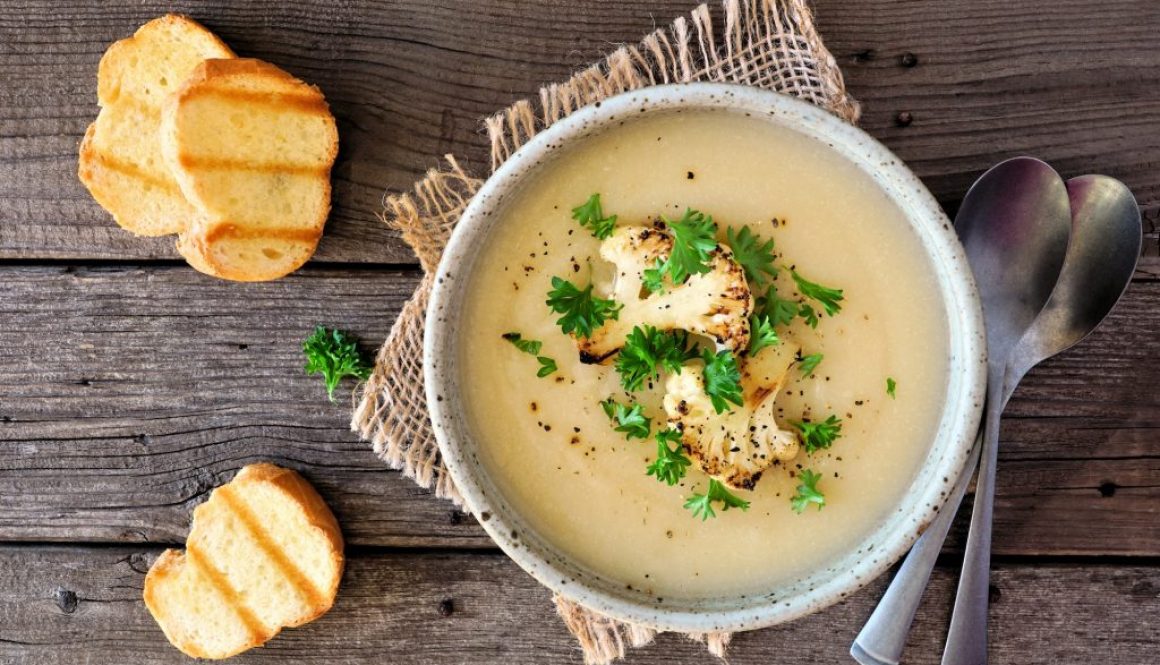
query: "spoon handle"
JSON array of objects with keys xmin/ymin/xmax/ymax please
[
  {"xmin": 941, "ymin": 372, "xmax": 1005, "ymax": 665},
  {"xmin": 849, "ymin": 436, "xmax": 982, "ymax": 665}
]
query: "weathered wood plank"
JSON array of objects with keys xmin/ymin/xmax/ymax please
[
  {"xmin": 0, "ymin": 264, "xmax": 490, "ymax": 548},
  {"xmin": 0, "ymin": 266, "xmax": 1157, "ymax": 553},
  {"xmin": 1, "ymin": 0, "xmax": 1158, "ymax": 274},
  {"xmin": 1, "ymin": 545, "xmax": 1157, "ymax": 664}
]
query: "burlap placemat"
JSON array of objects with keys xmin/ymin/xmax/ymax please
[{"xmin": 352, "ymin": 1, "xmax": 860, "ymax": 662}]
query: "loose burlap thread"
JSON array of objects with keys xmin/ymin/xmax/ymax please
[{"xmin": 352, "ymin": 1, "xmax": 859, "ymax": 662}]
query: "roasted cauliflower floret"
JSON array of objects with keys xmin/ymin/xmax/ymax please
[
  {"xmin": 662, "ymin": 339, "xmax": 801, "ymax": 490},
  {"xmin": 577, "ymin": 224, "xmax": 752, "ymax": 363}
]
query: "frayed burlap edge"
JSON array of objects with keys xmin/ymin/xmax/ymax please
[{"xmin": 353, "ymin": 1, "xmax": 858, "ymax": 663}]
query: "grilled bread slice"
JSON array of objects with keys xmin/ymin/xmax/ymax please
[
  {"xmin": 78, "ymin": 14, "xmax": 234, "ymax": 236},
  {"xmin": 163, "ymin": 58, "xmax": 339, "ymax": 281},
  {"xmin": 144, "ymin": 463, "xmax": 344, "ymax": 659}
]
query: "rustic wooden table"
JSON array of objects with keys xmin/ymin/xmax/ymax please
[{"xmin": 2, "ymin": 1, "xmax": 1158, "ymax": 663}]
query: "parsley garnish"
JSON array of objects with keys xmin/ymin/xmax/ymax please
[
  {"xmin": 748, "ymin": 313, "xmax": 780, "ymax": 357},
  {"xmin": 791, "ymin": 269, "xmax": 844, "ymax": 316},
  {"xmin": 600, "ymin": 398, "xmax": 652, "ymax": 440},
  {"xmin": 726, "ymin": 225, "xmax": 778, "ymax": 287},
  {"xmin": 546, "ymin": 276, "xmax": 622, "ymax": 338},
  {"xmin": 759, "ymin": 292, "xmax": 799, "ymax": 328},
  {"xmin": 642, "ymin": 257, "xmax": 667, "ymax": 295},
  {"xmin": 502, "ymin": 332, "xmax": 558, "ymax": 378},
  {"xmin": 791, "ymin": 469, "xmax": 826, "ymax": 513},
  {"xmin": 798, "ymin": 302, "xmax": 819, "ymax": 328},
  {"xmin": 798, "ymin": 352, "xmax": 824, "ymax": 376},
  {"xmin": 571, "ymin": 193, "xmax": 617, "ymax": 239},
  {"xmin": 537, "ymin": 357, "xmax": 558, "ymax": 378},
  {"xmin": 661, "ymin": 208, "xmax": 718, "ymax": 284},
  {"xmin": 502, "ymin": 332, "xmax": 542, "ymax": 355},
  {"xmin": 303, "ymin": 326, "xmax": 373, "ymax": 402},
  {"xmin": 887, "ymin": 377, "xmax": 897, "ymax": 399},
  {"xmin": 615, "ymin": 326, "xmax": 694, "ymax": 391},
  {"xmin": 794, "ymin": 415, "xmax": 843, "ymax": 454},
  {"xmin": 701, "ymin": 348, "xmax": 744, "ymax": 414},
  {"xmin": 684, "ymin": 478, "xmax": 751, "ymax": 520},
  {"xmin": 646, "ymin": 429, "xmax": 691, "ymax": 486}
]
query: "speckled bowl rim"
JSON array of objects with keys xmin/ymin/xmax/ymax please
[{"xmin": 425, "ymin": 83, "xmax": 986, "ymax": 634}]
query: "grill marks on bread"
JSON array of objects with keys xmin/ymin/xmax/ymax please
[
  {"xmin": 163, "ymin": 58, "xmax": 339, "ymax": 281},
  {"xmin": 144, "ymin": 464, "xmax": 344, "ymax": 659},
  {"xmin": 77, "ymin": 14, "xmax": 235, "ymax": 236}
]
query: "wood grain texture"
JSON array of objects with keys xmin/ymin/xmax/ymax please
[
  {"xmin": 2, "ymin": 545, "xmax": 1158, "ymax": 664},
  {"xmin": 1, "ymin": 0, "xmax": 1158, "ymax": 275},
  {"xmin": 0, "ymin": 265, "xmax": 489, "ymax": 548},
  {"xmin": 0, "ymin": 266, "xmax": 1156, "ymax": 554}
]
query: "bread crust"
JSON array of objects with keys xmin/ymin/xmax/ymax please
[
  {"xmin": 79, "ymin": 14, "xmax": 235, "ymax": 237},
  {"xmin": 162, "ymin": 58, "xmax": 338, "ymax": 281},
  {"xmin": 143, "ymin": 463, "xmax": 344, "ymax": 659}
]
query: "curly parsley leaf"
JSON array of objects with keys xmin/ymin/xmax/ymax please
[
  {"xmin": 536, "ymin": 357, "xmax": 558, "ymax": 378},
  {"xmin": 748, "ymin": 313, "xmax": 781, "ymax": 357},
  {"xmin": 726, "ymin": 225, "xmax": 778, "ymax": 288},
  {"xmin": 600, "ymin": 398, "xmax": 652, "ymax": 440},
  {"xmin": 303, "ymin": 326, "xmax": 373, "ymax": 402},
  {"xmin": 791, "ymin": 469, "xmax": 826, "ymax": 514},
  {"xmin": 798, "ymin": 302, "xmax": 819, "ymax": 328},
  {"xmin": 504, "ymin": 332, "xmax": 558, "ymax": 379},
  {"xmin": 701, "ymin": 348, "xmax": 744, "ymax": 414},
  {"xmin": 642, "ymin": 258, "xmax": 667, "ymax": 295},
  {"xmin": 798, "ymin": 352, "xmax": 824, "ymax": 376},
  {"xmin": 684, "ymin": 478, "xmax": 751, "ymax": 520},
  {"xmin": 887, "ymin": 377, "xmax": 898, "ymax": 399},
  {"xmin": 546, "ymin": 276, "xmax": 622, "ymax": 339},
  {"xmin": 661, "ymin": 208, "xmax": 718, "ymax": 284},
  {"xmin": 646, "ymin": 428, "xmax": 691, "ymax": 486},
  {"xmin": 794, "ymin": 415, "xmax": 843, "ymax": 454},
  {"xmin": 502, "ymin": 332, "xmax": 542, "ymax": 355},
  {"xmin": 791, "ymin": 269, "xmax": 844, "ymax": 316},
  {"xmin": 757, "ymin": 291, "xmax": 799, "ymax": 328},
  {"xmin": 615, "ymin": 325, "xmax": 694, "ymax": 391},
  {"xmin": 571, "ymin": 193, "xmax": 617, "ymax": 240}
]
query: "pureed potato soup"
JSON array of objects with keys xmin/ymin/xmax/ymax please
[{"xmin": 459, "ymin": 109, "xmax": 949, "ymax": 600}]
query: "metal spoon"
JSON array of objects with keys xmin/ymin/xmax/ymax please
[
  {"xmin": 941, "ymin": 173, "xmax": 1141, "ymax": 665},
  {"xmin": 850, "ymin": 157, "xmax": 1073, "ymax": 665}
]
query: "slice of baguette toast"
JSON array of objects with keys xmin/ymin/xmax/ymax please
[
  {"xmin": 144, "ymin": 463, "xmax": 344, "ymax": 659},
  {"xmin": 78, "ymin": 14, "xmax": 234, "ymax": 236},
  {"xmin": 163, "ymin": 58, "xmax": 339, "ymax": 281}
]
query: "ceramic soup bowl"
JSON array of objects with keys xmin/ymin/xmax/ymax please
[{"xmin": 425, "ymin": 83, "xmax": 985, "ymax": 633}]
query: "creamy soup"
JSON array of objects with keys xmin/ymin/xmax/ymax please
[{"xmin": 458, "ymin": 110, "xmax": 949, "ymax": 600}]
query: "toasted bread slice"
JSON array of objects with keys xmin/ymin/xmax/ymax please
[
  {"xmin": 163, "ymin": 58, "xmax": 338, "ymax": 281},
  {"xmin": 78, "ymin": 14, "xmax": 234, "ymax": 236},
  {"xmin": 144, "ymin": 463, "xmax": 344, "ymax": 659}
]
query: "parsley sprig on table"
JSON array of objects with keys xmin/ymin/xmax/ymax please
[
  {"xmin": 791, "ymin": 469, "xmax": 826, "ymax": 513},
  {"xmin": 887, "ymin": 377, "xmax": 898, "ymax": 398},
  {"xmin": 545, "ymin": 276, "xmax": 622, "ymax": 338},
  {"xmin": 600, "ymin": 398, "xmax": 652, "ymax": 440},
  {"xmin": 614, "ymin": 326, "xmax": 696, "ymax": 391},
  {"xmin": 646, "ymin": 428, "xmax": 692, "ymax": 486},
  {"xmin": 571, "ymin": 193, "xmax": 618, "ymax": 240},
  {"xmin": 701, "ymin": 348, "xmax": 744, "ymax": 414},
  {"xmin": 726, "ymin": 225, "xmax": 778, "ymax": 288},
  {"xmin": 303, "ymin": 326, "xmax": 373, "ymax": 402},
  {"xmin": 684, "ymin": 478, "xmax": 751, "ymax": 520},
  {"xmin": 501, "ymin": 332, "xmax": 558, "ymax": 378},
  {"xmin": 794, "ymin": 415, "xmax": 843, "ymax": 454}
]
